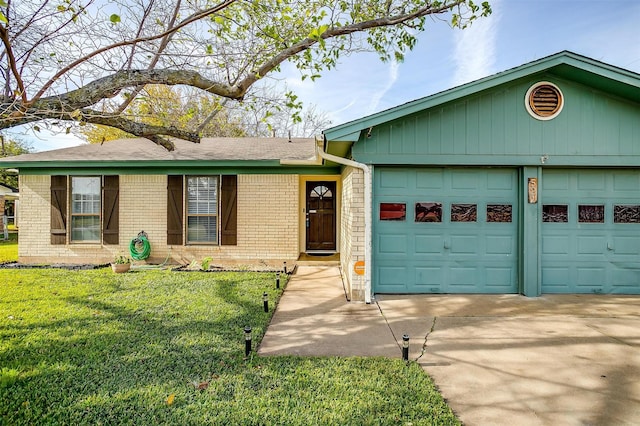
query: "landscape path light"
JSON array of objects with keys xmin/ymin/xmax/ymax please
[
  {"xmin": 244, "ymin": 326, "xmax": 252, "ymax": 357},
  {"xmin": 402, "ymin": 334, "xmax": 410, "ymax": 361}
]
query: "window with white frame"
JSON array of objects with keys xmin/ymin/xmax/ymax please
[
  {"xmin": 186, "ymin": 176, "xmax": 218, "ymax": 243},
  {"xmin": 70, "ymin": 176, "xmax": 101, "ymax": 242}
]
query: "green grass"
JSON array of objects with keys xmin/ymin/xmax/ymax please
[
  {"xmin": 0, "ymin": 232, "xmax": 17, "ymax": 263},
  {"xmin": 0, "ymin": 268, "xmax": 459, "ymax": 425}
]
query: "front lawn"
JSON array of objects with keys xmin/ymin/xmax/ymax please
[
  {"xmin": 0, "ymin": 232, "xmax": 17, "ymax": 263},
  {"xmin": 0, "ymin": 268, "xmax": 458, "ymax": 425}
]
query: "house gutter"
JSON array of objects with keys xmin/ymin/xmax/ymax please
[{"xmin": 316, "ymin": 138, "xmax": 373, "ymax": 304}]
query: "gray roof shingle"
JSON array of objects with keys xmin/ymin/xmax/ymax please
[{"xmin": 0, "ymin": 137, "xmax": 318, "ymax": 164}]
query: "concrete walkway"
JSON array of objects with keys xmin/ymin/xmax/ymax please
[{"xmin": 259, "ymin": 266, "xmax": 640, "ymax": 425}]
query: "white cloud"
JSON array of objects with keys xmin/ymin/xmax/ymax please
[
  {"xmin": 366, "ymin": 60, "xmax": 399, "ymax": 115},
  {"xmin": 452, "ymin": 1, "xmax": 501, "ymax": 86}
]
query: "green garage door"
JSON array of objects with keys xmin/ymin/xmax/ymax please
[
  {"xmin": 541, "ymin": 169, "xmax": 640, "ymax": 294},
  {"xmin": 374, "ymin": 168, "xmax": 519, "ymax": 294}
]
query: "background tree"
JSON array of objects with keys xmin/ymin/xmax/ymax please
[
  {"xmin": 0, "ymin": 136, "xmax": 30, "ymax": 187},
  {"xmin": 0, "ymin": 0, "xmax": 490, "ymax": 150}
]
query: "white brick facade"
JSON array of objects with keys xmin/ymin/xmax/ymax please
[{"xmin": 339, "ymin": 166, "xmax": 366, "ymax": 301}]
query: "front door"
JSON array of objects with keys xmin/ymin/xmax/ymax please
[{"xmin": 306, "ymin": 181, "xmax": 336, "ymax": 251}]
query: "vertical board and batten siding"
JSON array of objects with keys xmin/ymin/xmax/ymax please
[{"xmin": 353, "ymin": 75, "xmax": 640, "ymax": 164}]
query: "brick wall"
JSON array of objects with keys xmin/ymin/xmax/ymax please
[
  {"xmin": 18, "ymin": 174, "xmax": 300, "ymax": 265},
  {"xmin": 339, "ymin": 166, "xmax": 366, "ymax": 301}
]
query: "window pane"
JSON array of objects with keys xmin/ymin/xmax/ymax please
[
  {"xmin": 487, "ymin": 204, "xmax": 512, "ymax": 223},
  {"xmin": 614, "ymin": 205, "xmax": 640, "ymax": 223},
  {"xmin": 578, "ymin": 205, "xmax": 604, "ymax": 223},
  {"xmin": 188, "ymin": 216, "xmax": 218, "ymax": 243},
  {"xmin": 543, "ymin": 205, "xmax": 568, "ymax": 222},
  {"xmin": 380, "ymin": 203, "xmax": 406, "ymax": 221},
  {"xmin": 415, "ymin": 203, "xmax": 442, "ymax": 222},
  {"xmin": 72, "ymin": 177, "xmax": 100, "ymax": 214},
  {"xmin": 71, "ymin": 216, "xmax": 100, "ymax": 242},
  {"xmin": 451, "ymin": 204, "xmax": 477, "ymax": 222},
  {"xmin": 187, "ymin": 176, "xmax": 219, "ymax": 243},
  {"xmin": 187, "ymin": 176, "xmax": 218, "ymax": 214}
]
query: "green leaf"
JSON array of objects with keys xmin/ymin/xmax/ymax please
[
  {"xmin": 0, "ymin": 13, "xmax": 7, "ymax": 24},
  {"xmin": 109, "ymin": 14, "xmax": 120, "ymax": 24}
]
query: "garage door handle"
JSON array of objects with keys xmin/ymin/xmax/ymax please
[
  {"xmin": 607, "ymin": 242, "xmax": 614, "ymax": 251},
  {"xmin": 444, "ymin": 240, "xmax": 450, "ymax": 250}
]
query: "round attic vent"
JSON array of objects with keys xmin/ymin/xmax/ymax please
[{"xmin": 525, "ymin": 82, "xmax": 563, "ymax": 120}]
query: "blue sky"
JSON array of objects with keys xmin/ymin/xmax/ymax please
[{"xmin": 10, "ymin": 0, "xmax": 640, "ymax": 151}]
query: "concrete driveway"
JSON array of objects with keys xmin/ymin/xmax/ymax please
[
  {"xmin": 260, "ymin": 267, "xmax": 640, "ymax": 425},
  {"xmin": 378, "ymin": 294, "xmax": 640, "ymax": 425}
]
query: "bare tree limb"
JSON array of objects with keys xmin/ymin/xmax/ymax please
[{"xmin": 32, "ymin": 0, "xmax": 238, "ymax": 102}]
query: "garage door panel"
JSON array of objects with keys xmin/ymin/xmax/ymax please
[
  {"xmin": 414, "ymin": 235, "xmax": 443, "ymax": 254},
  {"xmin": 374, "ymin": 167, "xmax": 518, "ymax": 294},
  {"xmin": 611, "ymin": 269, "xmax": 640, "ymax": 287},
  {"xmin": 485, "ymin": 267, "xmax": 514, "ymax": 288},
  {"xmin": 542, "ymin": 235, "xmax": 570, "ymax": 255},
  {"xmin": 450, "ymin": 235, "xmax": 479, "ymax": 254},
  {"xmin": 449, "ymin": 267, "xmax": 477, "ymax": 286},
  {"xmin": 416, "ymin": 169, "xmax": 444, "ymax": 189},
  {"xmin": 378, "ymin": 234, "xmax": 407, "ymax": 254},
  {"xmin": 415, "ymin": 267, "xmax": 443, "ymax": 289},
  {"xmin": 451, "ymin": 171, "xmax": 479, "ymax": 190},
  {"xmin": 486, "ymin": 236, "xmax": 513, "ymax": 255},
  {"xmin": 542, "ymin": 169, "xmax": 640, "ymax": 294},
  {"xmin": 576, "ymin": 267, "xmax": 606, "ymax": 286},
  {"xmin": 542, "ymin": 266, "xmax": 570, "ymax": 290},
  {"xmin": 576, "ymin": 236, "xmax": 605, "ymax": 254},
  {"xmin": 379, "ymin": 169, "xmax": 408, "ymax": 190},
  {"xmin": 613, "ymin": 236, "xmax": 640, "ymax": 255},
  {"xmin": 378, "ymin": 266, "xmax": 408, "ymax": 292}
]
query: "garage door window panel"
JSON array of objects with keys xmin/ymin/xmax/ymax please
[
  {"xmin": 543, "ymin": 205, "xmax": 568, "ymax": 223},
  {"xmin": 380, "ymin": 203, "xmax": 406, "ymax": 221},
  {"xmin": 487, "ymin": 204, "xmax": 512, "ymax": 223},
  {"xmin": 415, "ymin": 202, "xmax": 442, "ymax": 222},
  {"xmin": 578, "ymin": 205, "xmax": 605, "ymax": 223},
  {"xmin": 451, "ymin": 204, "xmax": 477, "ymax": 222},
  {"xmin": 614, "ymin": 205, "xmax": 640, "ymax": 223}
]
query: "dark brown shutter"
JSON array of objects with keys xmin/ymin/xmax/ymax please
[
  {"xmin": 102, "ymin": 176, "xmax": 119, "ymax": 245},
  {"xmin": 220, "ymin": 175, "xmax": 237, "ymax": 245},
  {"xmin": 167, "ymin": 175, "xmax": 184, "ymax": 245},
  {"xmin": 50, "ymin": 175, "xmax": 68, "ymax": 245}
]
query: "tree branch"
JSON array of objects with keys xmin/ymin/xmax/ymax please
[
  {"xmin": 32, "ymin": 0, "xmax": 238, "ymax": 102},
  {"xmin": 236, "ymin": 1, "xmax": 464, "ymax": 94},
  {"xmin": 0, "ymin": 25, "xmax": 27, "ymax": 103}
]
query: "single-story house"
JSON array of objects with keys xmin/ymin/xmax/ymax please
[{"xmin": 2, "ymin": 51, "xmax": 640, "ymax": 302}]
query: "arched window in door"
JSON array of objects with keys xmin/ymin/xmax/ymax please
[{"xmin": 309, "ymin": 185, "xmax": 333, "ymax": 199}]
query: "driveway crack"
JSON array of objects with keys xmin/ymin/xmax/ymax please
[{"xmin": 415, "ymin": 317, "xmax": 437, "ymax": 362}]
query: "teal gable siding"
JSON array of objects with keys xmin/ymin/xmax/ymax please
[{"xmin": 353, "ymin": 75, "xmax": 640, "ymax": 165}]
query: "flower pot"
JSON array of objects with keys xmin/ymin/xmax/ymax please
[{"xmin": 111, "ymin": 263, "xmax": 131, "ymax": 273}]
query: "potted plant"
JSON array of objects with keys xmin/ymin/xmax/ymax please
[{"xmin": 111, "ymin": 254, "xmax": 131, "ymax": 273}]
